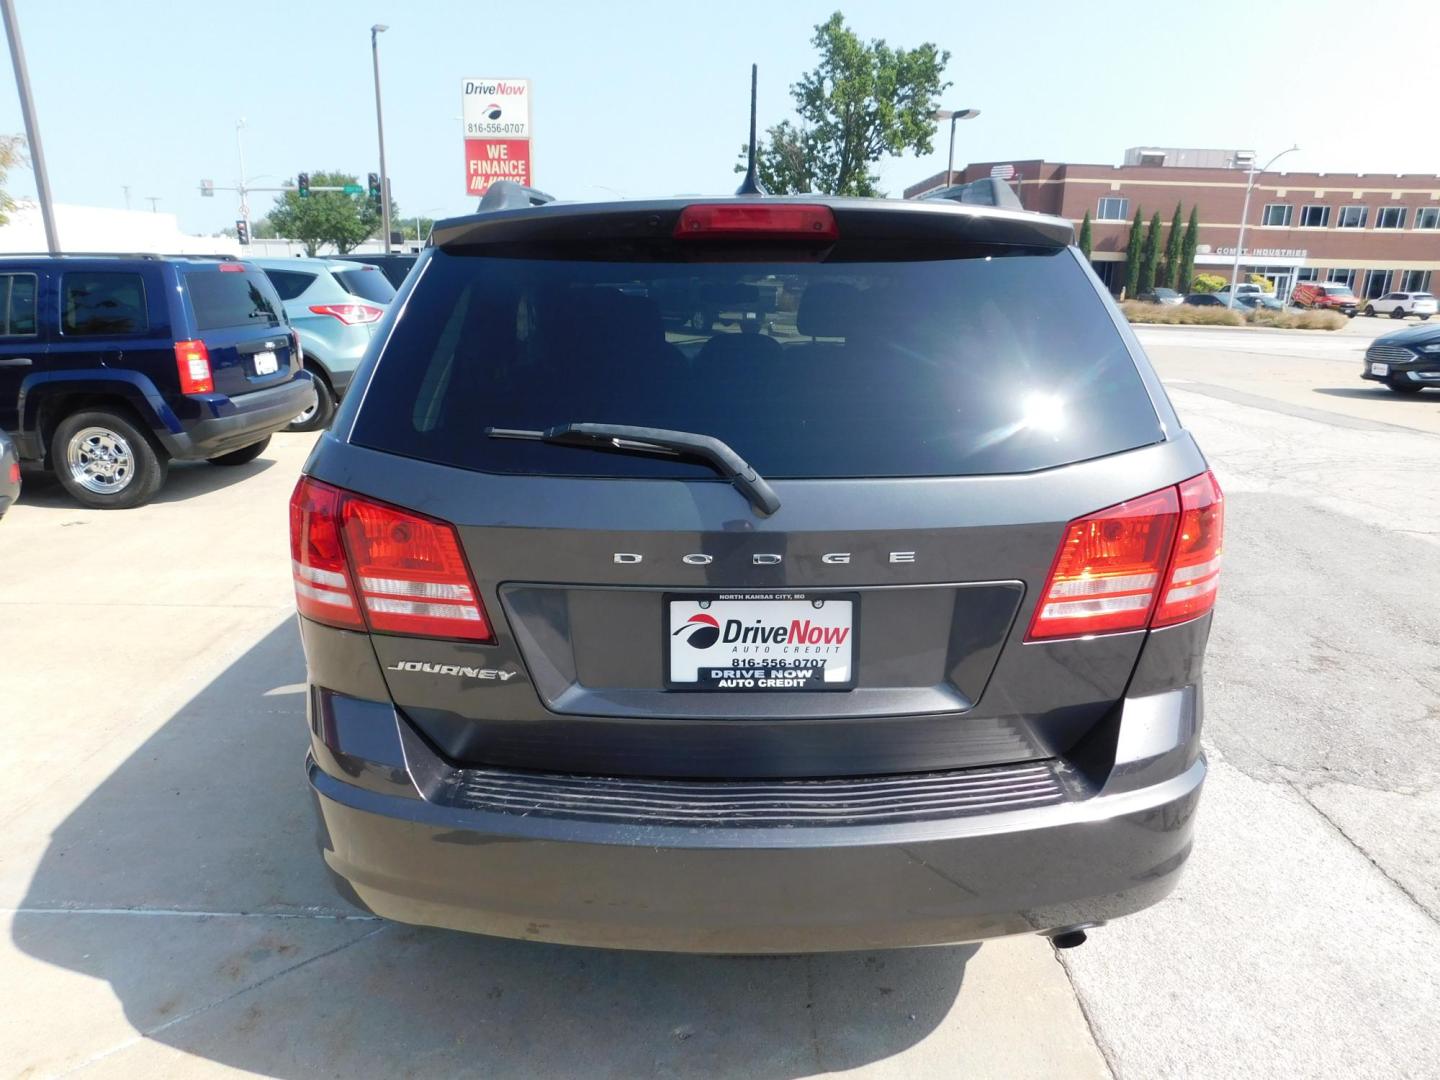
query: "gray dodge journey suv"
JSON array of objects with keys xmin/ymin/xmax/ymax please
[{"xmin": 291, "ymin": 184, "xmax": 1221, "ymax": 953}]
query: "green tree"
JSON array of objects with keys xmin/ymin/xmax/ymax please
[
  {"xmin": 1077, "ymin": 210, "xmax": 1092, "ymax": 259},
  {"xmin": 0, "ymin": 135, "xmax": 27, "ymax": 226},
  {"xmin": 266, "ymin": 171, "xmax": 392, "ymax": 256},
  {"xmin": 399, "ymin": 216, "xmax": 436, "ymax": 242},
  {"xmin": 740, "ymin": 12, "xmax": 950, "ymax": 196},
  {"xmin": 1123, "ymin": 208, "xmax": 1144, "ymax": 299},
  {"xmin": 1137, "ymin": 211, "xmax": 1162, "ymax": 295},
  {"xmin": 1178, "ymin": 207, "xmax": 1199, "ymax": 293},
  {"xmin": 1161, "ymin": 203, "xmax": 1183, "ymax": 290}
]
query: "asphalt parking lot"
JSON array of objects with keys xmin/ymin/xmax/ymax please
[{"xmin": 3, "ymin": 319, "xmax": 1438, "ymax": 1078}]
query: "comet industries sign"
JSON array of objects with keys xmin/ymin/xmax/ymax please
[{"xmin": 462, "ymin": 78, "xmax": 532, "ymax": 196}]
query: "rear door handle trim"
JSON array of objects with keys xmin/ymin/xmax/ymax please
[{"xmin": 0, "ymin": 357, "xmax": 33, "ymax": 367}]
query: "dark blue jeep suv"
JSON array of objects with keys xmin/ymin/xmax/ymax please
[{"xmin": 0, "ymin": 254, "xmax": 316, "ymax": 508}]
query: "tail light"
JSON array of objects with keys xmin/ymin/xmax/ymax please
[
  {"xmin": 1027, "ymin": 471, "xmax": 1223, "ymax": 641},
  {"xmin": 288, "ymin": 477, "xmax": 493, "ymax": 642},
  {"xmin": 1154, "ymin": 471, "xmax": 1224, "ymax": 627},
  {"xmin": 173, "ymin": 339, "xmax": 214, "ymax": 395},
  {"xmin": 308, "ymin": 303, "xmax": 384, "ymax": 325},
  {"xmin": 7, "ymin": 461, "xmax": 19, "ymax": 485},
  {"xmin": 674, "ymin": 204, "xmax": 839, "ymax": 241}
]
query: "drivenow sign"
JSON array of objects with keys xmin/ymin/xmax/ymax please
[{"xmin": 462, "ymin": 78, "xmax": 531, "ymax": 196}]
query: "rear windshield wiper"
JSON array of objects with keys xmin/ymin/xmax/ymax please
[{"xmin": 486, "ymin": 423, "xmax": 781, "ymax": 516}]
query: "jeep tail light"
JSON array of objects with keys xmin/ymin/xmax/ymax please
[
  {"xmin": 674, "ymin": 203, "xmax": 839, "ymax": 241},
  {"xmin": 289, "ymin": 478, "xmax": 363, "ymax": 630},
  {"xmin": 308, "ymin": 303, "xmax": 384, "ymax": 325},
  {"xmin": 1153, "ymin": 471, "xmax": 1224, "ymax": 627},
  {"xmin": 1026, "ymin": 488, "xmax": 1180, "ymax": 640},
  {"xmin": 1027, "ymin": 472, "xmax": 1224, "ymax": 641},
  {"xmin": 288, "ymin": 477, "xmax": 494, "ymax": 642},
  {"xmin": 174, "ymin": 339, "xmax": 214, "ymax": 395}
]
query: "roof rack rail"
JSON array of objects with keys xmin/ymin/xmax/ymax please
[
  {"xmin": 475, "ymin": 181, "xmax": 556, "ymax": 212},
  {"xmin": 918, "ymin": 177, "xmax": 1025, "ymax": 211},
  {"xmin": 0, "ymin": 251, "xmax": 239, "ymax": 260}
]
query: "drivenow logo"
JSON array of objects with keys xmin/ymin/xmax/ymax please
[{"xmin": 672, "ymin": 613, "xmax": 721, "ymax": 649}]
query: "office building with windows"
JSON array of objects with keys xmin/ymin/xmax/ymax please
[{"xmin": 905, "ymin": 148, "xmax": 1440, "ymax": 301}]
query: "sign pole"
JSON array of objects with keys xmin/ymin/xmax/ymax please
[
  {"xmin": 371, "ymin": 25, "xmax": 392, "ymax": 253},
  {"xmin": 1, "ymin": 0, "xmax": 59, "ymax": 254}
]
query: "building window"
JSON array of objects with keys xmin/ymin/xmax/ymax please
[
  {"xmin": 1376, "ymin": 206, "xmax": 1407, "ymax": 229},
  {"xmin": 1400, "ymin": 270, "xmax": 1433, "ymax": 292},
  {"xmin": 1363, "ymin": 269, "xmax": 1391, "ymax": 299},
  {"xmin": 1327, "ymin": 269, "xmax": 1355, "ymax": 287},
  {"xmin": 1415, "ymin": 207, "xmax": 1440, "ymax": 230},
  {"xmin": 1096, "ymin": 197, "xmax": 1129, "ymax": 221},
  {"xmin": 1337, "ymin": 206, "xmax": 1368, "ymax": 229},
  {"xmin": 1261, "ymin": 204, "xmax": 1293, "ymax": 227},
  {"xmin": 1296, "ymin": 268, "xmax": 1319, "ymax": 282},
  {"xmin": 1299, "ymin": 205, "xmax": 1330, "ymax": 228}
]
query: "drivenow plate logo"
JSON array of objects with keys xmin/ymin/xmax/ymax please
[{"xmin": 666, "ymin": 594, "xmax": 856, "ymax": 691}]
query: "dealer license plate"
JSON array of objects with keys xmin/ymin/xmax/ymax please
[
  {"xmin": 253, "ymin": 350, "xmax": 279, "ymax": 375},
  {"xmin": 1370, "ymin": 362, "xmax": 1389, "ymax": 376},
  {"xmin": 665, "ymin": 593, "xmax": 857, "ymax": 691}
]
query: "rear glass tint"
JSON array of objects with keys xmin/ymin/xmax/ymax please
[
  {"xmin": 263, "ymin": 269, "xmax": 317, "ymax": 301},
  {"xmin": 332, "ymin": 268, "xmax": 396, "ymax": 304},
  {"xmin": 62, "ymin": 271, "xmax": 148, "ymax": 336},
  {"xmin": 186, "ymin": 269, "xmax": 282, "ymax": 331},
  {"xmin": 351, "ymin": 249, "xmax": 1163, "ymax": 479}
]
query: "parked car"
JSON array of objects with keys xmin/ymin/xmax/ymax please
[
  {"xmin": 329, "ymin": 253, "xmax": 417, "ymax": 290},
  {"xmin": 0, "ymin": 428, "xmax": 18, "ymax": 517},
  {"xmin": 1137, "ymin": 287, "xmax": 1182, "ymax": 305},
  {"xmin": 0, "ymin": 255, "xmax": 315, "ymax": 509},
  {"xmin": 1183, "ymin": 292, "xmax": 1227, "ymax": 306},
  {"xmin": 1224, "ymin": 292, "xmax": 1284, "ymax": 311},
  {"xmin": 1290, "ymin": 281, "xmax": 1358, "ymax": 316},
  {"xmin": 292, "ymin": 182, "xmax": 1220, "ymax": 954},
  {"xmin": 1362, "ymin": 321, "xmax": 1440, "ymax": 394},
  {"xmin": 1362, "ymin": 291, "xmax": 1437, "ymax": 320},
  {"xmin": 252, "ymin": 258, "xmax": 396, "ymax": 431}
]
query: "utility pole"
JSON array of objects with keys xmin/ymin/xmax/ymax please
[
  {"xmin": 1, "ymin": 0, "xmax": 59, "ymax": 253},
  {"xmin": 371, "ymin": 24, "xmax": 391, "ymax": 254},
  {"xmin": 235, "ymin": 118, "xmax": 250, "ymax": 233},
  {"xmin": 1227, "ymin": 145, "xmax": 1299, "ymax": 308},
  {"xmin": 122, "ymin": 184, "xmax": 131, "ymax": 210},
  {"xmin": 146, "ymin": 196, "xmax": 160, "ymax": 213}
]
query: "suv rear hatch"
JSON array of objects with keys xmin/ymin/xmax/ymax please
[
  {"xmin": 181, "ymin": 264, "xmax": 297, "ymax": 396},
  {"xmin": 312, "ymin": 199, "xmax": 1199, "ymax": 779}
]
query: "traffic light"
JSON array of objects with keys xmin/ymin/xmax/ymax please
[
  {"xmin": 368, "ymin": 173, "xmax": 381, "ymax": 204},
  {"xmin": 297, "ymin": 172, "xmax": 310, "ymax": 199},
  {"xmin": 235, "ymin": 220, "xmax": 250, "ymax": 245}
]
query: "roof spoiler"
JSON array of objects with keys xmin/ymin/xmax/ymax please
[
  {"xmin": 476, "ymin": 181, "xmax": 557, "ymax": 212},
  {"xmin": 918, "ymin": 177, "xmax": 1024, "ymax": 211}
]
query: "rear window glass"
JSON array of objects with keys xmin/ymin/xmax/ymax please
[
  {"xmin": 0, "ymin": 273, "xmax": 37, "ymax": 335},
  {"xmin": 62, "ymin": 271, "xmax": 148, "ymax": 336},
  {"xmin": 186, "ymin": 270, "xmax": 282, "ymax": 331},
  {"xmin": 351, "ymin": 249, "xmax": 1163, "ymax": 479},
  {"xmin": 332, "ymin": 268, "xmax": 396, "ymax": 304},
  {"xmin": 263, "ymin": 269, "xmax": 317, "ymax": 301}
]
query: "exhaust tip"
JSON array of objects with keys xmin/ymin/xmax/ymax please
[{"xmin": 1044, "ymin": 922, "xmax": 1101, "ymax": 949}]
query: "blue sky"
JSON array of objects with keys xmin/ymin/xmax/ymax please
[{"xmin": 0, "ymin": 0, "xmax": 1435, "ymax": 234}]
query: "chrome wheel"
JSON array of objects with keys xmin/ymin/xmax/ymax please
[
  {"xmin": 66, "ymin": 426, "xmax": 136, "ymax": 495},
  {"xmin": 291, "ymin": 399, "xmax": 319, "ymax": 426}
]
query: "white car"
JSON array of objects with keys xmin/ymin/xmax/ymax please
[{"xmin": 1363, "ymin": 291, "xmax": 1437, "ymax": 320}]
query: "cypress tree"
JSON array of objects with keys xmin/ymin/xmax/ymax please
[
  {"xmin": 1078, "ymin": 210, "xmax": 1092, "ymax": 259},
  {"xmin": 1178, "ymin": 206, "xmax": 1200, "ymax": 293},
  {"xmin": 1138, "ymin": 211, "xmax": 1162, "ymax": 295},
  {"xmin": 1124, "ymin": 208, "xmax": 1143, "ymax": 299},
  {"xmin": 1162, "ymin": 202, "xmax": 1183, "ymax": 290}
]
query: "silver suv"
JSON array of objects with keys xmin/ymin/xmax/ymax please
[
  {"xmin": 253, "ymin": 258, "xmax": 395, "ymax": 431},
  {"xmin": 289, "ymin": 185, "xmax": 1221, "ymax": 953}
]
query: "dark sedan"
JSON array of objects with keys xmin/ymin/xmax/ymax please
[
  {"xmin": 1184, "ymin": 293, "xmax": 1227, "ymax": 307},
  {"xmin": 1363, "ymin": 322, "xmax": 1440, "ymax": 394}
]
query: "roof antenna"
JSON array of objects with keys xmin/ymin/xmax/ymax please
[{"xmin": 735, "ymin": 63, "xmax": 768, "ymax": 196}]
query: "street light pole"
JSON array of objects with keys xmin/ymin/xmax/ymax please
[
  {"xmin": 1228, "ymin": 145, "xmax": 1299, "ymax": 309},
  {"xmin": 235, "ymin": 118, "xmax": 250, "ymax": 232},
  {"xmin": 370, "ymin": 24, "xmax": 391, "ymax": 254},
  {"xmin": 932, "ymin": 108, "xmax": 980, "ymax": 186},
  {"xmin": 1, "ymin": 0, "xmax": 59, "ymax": 254}
]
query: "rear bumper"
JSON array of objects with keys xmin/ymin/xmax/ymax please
[
  {"xmin": 309, "ymin": 706, "xmax": 1205, "ymax": 953},
  {"xmin": 157, "ymin": 372, "xmax": 316, "ymax": 460}
]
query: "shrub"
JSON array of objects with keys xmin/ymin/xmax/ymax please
[
  {"xmin": 1245, "ymin": 308, "xmax": 1346, "ymax": 330},
  {"xmin": 1121, "ymin": 301, "xmax": 1244, "ymax": 326},
  {"xmin": 1247, "ymin": 273, "xmax": 1276, "ymax": 294},
  {"xmin": 1190, "ymin": 273, "xmax": 1226, "ymax": 293}
]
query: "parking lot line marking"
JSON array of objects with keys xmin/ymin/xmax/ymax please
[{"xmin": 3, "ymin": 906, "xmax": 380, "ymax": 921}]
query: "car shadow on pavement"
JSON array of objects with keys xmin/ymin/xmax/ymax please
[
  {"xmin": 13, "ymin": 621, "xmax": 972, "ymax": 1078},
  {"xmin": 17, "ymin": 456, "xmax": 277, "ymax": 508},
  {"xmin": 1313, "ymin": 387, "xmax": 1439, "ymax": 403}
]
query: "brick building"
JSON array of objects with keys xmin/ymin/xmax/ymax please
[{"xmin": 905, "ymin": 147, "xmax": 1440, "ymax": 300}]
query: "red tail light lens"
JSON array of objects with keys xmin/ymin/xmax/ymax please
[
  {"xmin": 7, "ymin": 461, "xmax": 19, "ymax": 484},
  {"xmin": 1153, "ymin": 471, "xmax": 1224, "ymax": 627},
  {"xmin": 308, "ymin": 303, "xmax": 384, "ymax": 325},
  {"xmin": 341, "ymin": 497, "xmax": 493, "ymax": 641},
  {"xmin": 289, "ymin": 478, "xmax": 363, "ymax": 629},
  {"xmin": 1027, "ymin": 472, "xmax": 1225, "ymax": 641},
  {"xmin": 674, "ymin": 203, "xmax": 839, "ymax": 241},
  {"xmin": 288, "ymin": 477, "xmax": 493, "ymax": 642},
  {"xmin": 1026, "ymin": 488, "xmax": 1180, "ymax": 640},
  {"xmin": 174, "ymin": 339, "xmax": 214, "ymax": 395}
]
